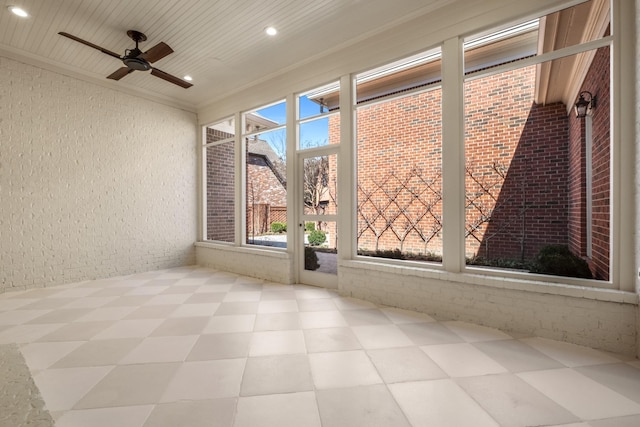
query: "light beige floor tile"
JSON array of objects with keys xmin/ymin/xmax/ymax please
[
  {"xmin": 74, "ymin": 363, "xmax": 180, "ymax": 409},
  {"xmin": 27, "ymin": 308, "xmax": 94, "ymax": 324},
  {"xmin": 214, "ymin": 302, "xmax": 259, "ymax": 316},
  {"xmin": 249, "ymin": 330, "xmax": 306, "ymax": 356},
  {"xmin": 352, "ymin": 324, "xmax": 414, "ymax": 349},
  {"xmin": 234, "ymin": 392, "xmax": 321, "ymax": 427},
  {"xmin": 75, "ymin": 306, "xmax": 137, "ymax": 322},
  {"xmin": 295, "ymin": 288, "xmax": 333, "ymax": 300},
  {"xmin": 261, "ymin": 290, "xmax": 296, "ymax": 301},
  {"xmin": 421, "ymin": 343, "xmax": 508, "ymax": 377},
  {"xmin": 56, "ymin": 405, "xmax": 154, "ymax": 427},
  {"xmin": 20, "ymin": 341, "xmax": 84, "ymax": 371},
  {"xmin": 333, "ymin": 297, "xmax": 377, "ymax": 310},
  {"xmin": 577, "ymin": 363, "xmax": 640, "ymax": 405},
  {"xmin": 0, "ymin": 298, "xmax": 39, "ymax": 311},
  {"xmin": 169, "ymin": 303, "xmax": 220, "ymax": 318},
  {"xmin": 52, "ymin": 338, "xmax": 142, "ymax": 368},
  {"xmin": 39, "ymin": 321, "xmax": 114, "ymax": 342},
  {"xmin": 456, "ymin": 373, "xmax": 579, "ymax": 426},
  {"xmin": 303, "ymin": 327, "xmax": 362, "ymax": 353},
  {"xmin": 0, "ymin": 309, "xmax": 52, "ymax": 325},
  {"xmin": 124, "ymin": 305, "xmax": 179, "ymax": 319},
  {"xmin": 521, "ymin": 337, "xmax": 622, "ymax": 367},
  {"xmin": 257, "ymin": 300, "xmax": 298, "ymax": 314},
  {"xmin": 143, "ymin": 293, "xmax": 191, "ymax": 305},
  {"xmin": 204, "ymin": 314, "xmax": 256, "ymax": 333},
  {"xmin": 444, "ymin": 321, "xmax": 512, "ymax": 342},
  {"xmin": 297, "ymin": 298, "xmax": 337, "ymax": 312},
  {"xmin": 316, "ymin": 385, "xmax": 411, "ymax": 427},
  {"xmin": 399, "ymin": 322, "xmax": 465, "ymax": 345},
  {"xmin": 309, "ymin": 350, "xmax": 382, "ymax": 389},
  {"xmin": 125, "ymin": 286, "xmax": 170, "ymax": 296},
  {"xmin": 241, "ymin": 354, "xmax": 313, "ymax": 396},
  {"xmin": 342, "ymin": 309, "xmax": 392, "ymax": 326},
  {"xmin": 299, "ymin": 311, "xmax": 347, "ymax": 329},
  {"xmin": 103, "ymin": 295, "xmax": 154, "ymax": 307},
  {"xmin": 223, "ymin": 291, "xmax": 262, "ymax": 302},
  {"xmin": 380, "ymin": 306, "xmax": 436, "ymax": 324},
  {"xmin": 187, "ymin": 332, "xmax": 251, "ymax": 360},
  {"xmin": 119, "ymin": 335, "xmax": 198, "ymax": 364},
  {"xmin": 183, "ymin": 292, "xmax": 226, "ymax": 303},
  {"xmin": 161, "ymin": 359, "xmax": 245, "ymax": 402},
  {"xmin": 143, "ymin": 399, "xmax": 237, "ymax": 427},
  {"xmin": 254, "ymin": 312, "xmax": 301, "ymax": 331},
  {"xmin": 63, "ymin": 297, "xmax": 119, "ymax": 309},
  {"xmin": 0, "ymin": 323, "xmax": 64, "ymax": 344},
  {"xmin": 91, "ymin": 319, "xmax": 163, "ymax": 340},
  {"xmin": 149, "ymin": 316, "xmax": 209, "ymax": 336},
  {"xmin": 368, "ymin": 347, "xmax": 447, "ymax": 383},
  {"xmin": 518, "ymin": 368, "xmax": 640, "ymax": 420},
  {"xmin": 34, "ymin": 366, "xmax": 114, "ymax": 411},
  {"xmin": 473, "ymin": 339, "xmax": 565, "ymax": 372},
  {"xmin": 390, "ymin": 379, "xmax": 499, "ymax": 427}
]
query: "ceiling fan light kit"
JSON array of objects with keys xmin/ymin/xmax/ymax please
[{"xmin": 58, "ymin": 29, "xmax": 192, "ymax": 88}]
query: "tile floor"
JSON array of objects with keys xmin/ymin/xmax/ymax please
[{"xmin": 1, "ymin": 265, "xmax": 640, "ymax": 427}]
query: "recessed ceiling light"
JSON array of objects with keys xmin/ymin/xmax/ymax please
[
  {"xmin": 183, "ymin": 75, "xmax": 193, "ymax": 82},
  {"xmin": 265, "ymin": 27, "xmax": 277, "ymax": 36},
  {"xmin": 8, "ymin": 6, "xmax": 29, "ymax": 18}
]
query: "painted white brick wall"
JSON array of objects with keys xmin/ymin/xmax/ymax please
[
  {"xmin": 0, "ymin": 57, "xmax": 197, "ymax": 292},
  {"xmin": 339, "ymin": 263, "xmax": 637, "ymax": 356},
  {"xmin": 196, "ymin": 244, "xmax": 292, "ymax": 284}
]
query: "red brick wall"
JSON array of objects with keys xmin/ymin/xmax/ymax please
[
  {"xmin": 354, "ymin": 88, "xmax": 443, "ymax": 255},
  {"xmin": 245, "ymin": 153, "xmax": 287, "ymax": 236},
  {"xmin": 465, "ymin": 66, "xmax": 569, "ymax": 261},
  {"xmin": 206, "ymin": 129, "xmax": 235, "ymax": 242},
  {"xmin": 568, "ymin": 45, "xmax": 610, "ymax": 280}
]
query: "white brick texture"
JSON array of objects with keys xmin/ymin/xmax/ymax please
[
  {"xmin": 339, "ymin": 264, "xmax": 637, "ymax": 356},
  {"xmin": 0, "ymin": 57, "xmax": 197, "ymax": 292}
]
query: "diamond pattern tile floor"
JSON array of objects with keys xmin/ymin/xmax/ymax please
[{"xmin": 0, "ymin": 265, "xmax": 638, "ymax": 427}]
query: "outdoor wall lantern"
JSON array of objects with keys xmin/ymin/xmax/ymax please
[{"xmin": 574, "ymin": 91, "xmax": 597, "ymax": 118}]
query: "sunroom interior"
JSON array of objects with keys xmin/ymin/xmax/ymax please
[{"xmin": 2, "ymin": 0, "xmax": 640, "ymax": 424}]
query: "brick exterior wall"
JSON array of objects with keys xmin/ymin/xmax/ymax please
[
  {"xmin": 353, "ymin": 88, "xmax": 443, "ymax": 255},
  {"xmin": 206, "ymin": 128, "xmax": 235, "ymax": 242},
  {"xmin": 465, "ymin": 66, "xmax": 569, "ymax": 261},
  {"xmin": 245, "ymin": 153, "xmax": 287, "ymax": 236},
  {"xmin": 567, "ymin": 45, "xmax": 610, "ymax": 280}
]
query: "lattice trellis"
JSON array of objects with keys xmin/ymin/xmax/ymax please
[{"xmin": 357, "ymin": 166, "xmax": 442, "ymax": 253}]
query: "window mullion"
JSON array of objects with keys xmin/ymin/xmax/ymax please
[{"xmin": 441, "ymin": 37, "xmax": 465, "ymax": 273}]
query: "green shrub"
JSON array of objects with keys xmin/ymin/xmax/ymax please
[
  {"xmin": 305, "ymin": 222, "xmax": 316, "ymax": 232},
  {"xmin": 304, "ymin": 247, "xmax": 320, "ymax": 270},
  {"xmin": 270, "ymin": 222, "xmax": 286, "ymax": 233},
  {"xmin": 529, "ymin": 244, "xmax": 593, "ymax": 279},
  {"xmin": 308, "ymin": 230, "xmax": 326, "ymax": 246}
]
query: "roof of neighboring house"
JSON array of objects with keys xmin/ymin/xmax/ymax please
[{"xmin": 247, "ymin": 138, "xmax": 287, "ymax": 187}]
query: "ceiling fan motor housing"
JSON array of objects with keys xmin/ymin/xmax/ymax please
[{"xmin": 123, "ymin": 48, "xmax": 150, "ymax": 70}]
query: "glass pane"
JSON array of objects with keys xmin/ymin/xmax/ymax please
[
  {"xmin": 246, "ymin": 128, "xmax": 287, "ymax": 248},
  {"xmin": 356, "ymin": 46, "xmax": 442, "ymax": 104},
  {"xmin": 464, "ymin": 47, "xmax": 610, "ymax": 281},
  {"xmin": 206, "ymin": 117, "xmax": 235, "ymax": 142},
  {"xmin": 244, "ymin": 100, "xmax": 286, "ymax": 134},
  {"xmin": 304, "ymin": 221, "xmax": 337, "ymax": 275},
  {"xmin": 356, "ymin": 88, "xmax": 443, "ymax": 263},
  {"xmin": 299, "ymin": 81, "xmax": 340, "ymax": 120},
  {"xmin": 300, "ymin": 116, "xmax": 340, "ymax": 150},
  {"xmin": 464, "ymin": 0, "xmax": 609, "ymax": 74},
  {"xmin": 303, "ymin": 154, "xmax": 337, "ymax": 216},
  {"xmin": 205, "ymin": 141, "xmax": 235, "ymax": 243}
]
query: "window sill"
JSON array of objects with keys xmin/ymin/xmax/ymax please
[{"xmin": 195, "ymin": 241, "xmax": 290, "ymax": 260}]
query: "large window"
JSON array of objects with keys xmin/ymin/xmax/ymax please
[
  {"xmin": 204, "ymin": 117, "xmax": 236, "ymax": 243},
  {"xmin": 200, "ymin": 0, "xmax": 622, "ymax": 289},
  {"xmin": 463, "ymin": 0, "xmax": 611, "ymax": 281},
  {"xmin": 355, "ymin": 47, "xmax": 443, "ymax": 263},
  {"xmin": 242, "ymin": 101, "xmax": 288, "ymax": 248}
]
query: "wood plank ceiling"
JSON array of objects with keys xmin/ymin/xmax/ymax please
[{"xmin": 0, "ymin": 0, "xmax": 452, "ymax": 110}]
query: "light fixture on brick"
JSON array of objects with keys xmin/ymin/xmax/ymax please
[{"xmin": 574, "ymin": 91, "xmax": 596, "ymax": 118}]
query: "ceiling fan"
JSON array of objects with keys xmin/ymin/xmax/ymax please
[{"xmin": 58, "ymin": 30, "xmax": 192, "ymax": 88}]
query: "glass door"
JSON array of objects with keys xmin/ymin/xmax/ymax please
[{"xmin": 297, "ymin": 149, "xmax": 339, "ymax": 288}]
